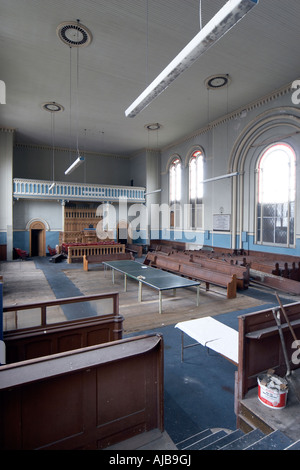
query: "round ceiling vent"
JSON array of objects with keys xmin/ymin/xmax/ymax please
[
  {"xmin": 205, "ymin": 74, "xmax": 231, "ymax": 90},
  {"xmin": 42, "ymin": 102, "xmax": 64, "ymax": 112},
  {"xmin": 144, "ymin": 123, "xmax": 162, "ymax": 131},
  {"xmin": 56, "ymin": 21, "xmax": 92, "ymax": 48}
]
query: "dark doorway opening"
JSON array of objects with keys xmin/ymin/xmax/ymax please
[{"xmin": 31, "ymin": 229, "xmax": 42, "ymax": 256}]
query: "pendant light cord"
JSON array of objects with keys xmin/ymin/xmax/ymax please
[
  {"xmin": 51, "ymin": 111, "xmax": 55, "ymax": 182},
  {"xmin": 199, "ymin": 0, "xmax": 203, "ymax": 30},
  {"xmin": 146, "ymin": 0, "xmax": 149, "ymax": 86}
]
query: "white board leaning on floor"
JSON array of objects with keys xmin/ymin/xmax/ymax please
[{"xmin": 175, "ymin": 316, "xmax": 238, "ymax": 364}]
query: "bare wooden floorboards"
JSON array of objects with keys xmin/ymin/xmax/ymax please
[{"xmin": 1, "ymin": 259, "xmax": 266, "ymax": 334}]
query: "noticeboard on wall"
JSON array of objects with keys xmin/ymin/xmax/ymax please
[{"xmin": 213, "ymin": 214, "xmax": 231, "ymax": 231}]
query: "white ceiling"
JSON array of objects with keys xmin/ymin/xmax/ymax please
[{"xmin": 1, "ymin": 0, "xmax": 300, "ymax": 157}]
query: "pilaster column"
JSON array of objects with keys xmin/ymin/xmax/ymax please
[{"xmin": 0, "ymin": 128, "xmax": 14, "ymax": 260}]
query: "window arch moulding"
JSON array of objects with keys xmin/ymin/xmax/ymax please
[
  {"xmin": 228, "ymin": 106, "xmax": 300, "ymax": 251},
  {"xmin": 26, "ymin": 218, "xmax": 50, "ymax": 231}
]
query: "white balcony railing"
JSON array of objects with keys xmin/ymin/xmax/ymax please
[{"xmin": 13, "ymin": 178, "xmax": 145, "ymax": 203}]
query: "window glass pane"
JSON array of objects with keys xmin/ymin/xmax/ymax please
[
  {"xmin": 196, "ymin": 155, "xmax": 203, "ymax": 199},
  {"xmin": 169, "ymin": 157, "xmax": 181, "ymax": 202},
  {"xmin": 189, "ymin": 151, "xmax": 204, "ymax": 201},
  {"xmin": 175, "ymin": 161, "xmax": 181, "ymax": 201},
  {"xmin": 190, "ymin": 158, "xmax": 196, "ymax": 199},
  {"xmin": 258, "ymin": 144, "xmax": 295, "ymax": 204},
  {"xmin": 257, "ymin": 143, "xmax": 296, "ymax": 246}
]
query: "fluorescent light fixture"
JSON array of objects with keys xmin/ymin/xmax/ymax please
[
  {"xmin": 145, "ymin": 189, "xmax": 162, "ymax": 196},
  {"xmin": 199, "ymin": 172, "xmax": 239, "ymax": 184},
  {"xmin": 125, "ymin": 0, "xmax": 258, "ymax": 118},
  {"xmin": 64, "ymin": 156, "xmax": 85, "ymax": 175}
]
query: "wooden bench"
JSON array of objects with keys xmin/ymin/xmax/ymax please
[
  {"xmin": 0, "ymin": 334, "xmax": 164, "ymax": 450},
  {"xmin": 149, "ymin": 239, "xmax": 186, "ymax": 252},
  {"xmin": 190, "ymin": 255, "xmax": 249, "ymax": 290},
  {"xmin": 83, "ymin": 252, "xmax": 133, "ymax": 271},
  {"xmin": 251, "ymin": 273, "xmax": 300, "ymax": 296},
  {"xmin": 240, "ymin": 255, "xmax": 300, "ymax": 280},
  {"xmin": 155, "ymin": 256, "xmax": 181, "ymax": 274},
  {"xmin": 125, "ymin": 243, "xmax": 143, "ymax": 258},
  {"xmin": 161, "ymin": 250, "xmax": 249, "ymax": 289},
  {"xmin": 144, "ymin": 252, "xmax": 237, "ymax": 299},
  {"xmin": 178, "ymin": 263, "xmax": 237, "ymax": 299},
  {"xmin": 289, "ymin": 262, "xmax": 300, "ymax": 281},
  {"xmin": 235, "ymin": 301, "xmax": 300, "ymax": 436},
  {"xmin": 4, "ymin": 311, "xmax": 124, "ymax": 364}
]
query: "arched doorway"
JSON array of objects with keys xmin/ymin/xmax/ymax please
[
  {"xmin": 117, "ymin": 220, "xmax": 131, "ymax": 244},
  {"xmin": 29, "ymin": 220, "xmax": 46, "ymax": 256}
]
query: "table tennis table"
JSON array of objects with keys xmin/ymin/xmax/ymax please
[{"xmin": 103, "ymin": 259, "xmax": 200, "ymax": 314}]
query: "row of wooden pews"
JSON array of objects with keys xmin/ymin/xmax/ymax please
[
  {"xmin": 144, "ymin": 250, "xmax": 249, "ymax": 299},
  {"xmin": 147, "ymin": 242, "xmax": 300, "ymax": 297},
  {"xmin": 226, "ymin": 253, "xmax": 300, "ymax": 296}
]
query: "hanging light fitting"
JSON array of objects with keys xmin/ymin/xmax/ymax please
[{"xmin": 125, "ymin": 0, "xmax": 258, "ymax": 118}]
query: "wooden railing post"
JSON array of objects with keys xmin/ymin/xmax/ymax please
[{"xmin": 41, "ymin": 306, "xmax": 47, "ymax": 326}]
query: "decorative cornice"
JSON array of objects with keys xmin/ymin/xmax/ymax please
[
  {"xmin": 14, "ymin": 142, "xmax": 131, "ymax": 160},
  {"xmin": 162, "ymin": 81, "xmax": 294, "ymax": 153},
  {"xmin": 0, "ymin": 127, "xmax": 15, "ymax": 133}
]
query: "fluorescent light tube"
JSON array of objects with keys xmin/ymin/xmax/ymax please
[
  {"xmin": 64, "ymin": 156, "xmax": 85, "ymax": 175},
  {"xmin": 125, "ymin": 0, "xmax": 258, "ymax": 118},
  {"xmin": 199, "ymin": 172, "xmax": 239, "ymax": 184},
  {"xmin": 145, "ymin": 189, "xmax": 162, "ymax": 196}
]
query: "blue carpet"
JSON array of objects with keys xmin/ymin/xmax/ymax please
[
  {"xmin": 33, "ymin": 256, "xmax": 294, "ymax": 442},
  {"xmin": 34, "ymin": 257, "xmax": 98, "ymax": 320}
]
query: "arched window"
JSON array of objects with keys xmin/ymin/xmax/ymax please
[
  {"xmin": 256, "ymin": 143, "xmax": 296, "ymax": 246},
  {"xmin": 169, "ymin": 157, "xmax": 181, "ymax": 202},
  {"xmin": 189, "ymin": 149, "xmax": 204, "ymax": 228},
  {"xmin": 169, "ymin": 157, "xmax": 181, "ymax": 228}
]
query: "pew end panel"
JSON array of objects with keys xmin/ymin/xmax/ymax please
[
  {"xmin": 0, "ymin": 334, "xmax": 164, "ymax": 450},
  {"xmin": 235, "ymin": 301, "xmax": 300, "ymax": 432}
]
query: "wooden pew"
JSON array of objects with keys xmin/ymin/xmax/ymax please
[
  {"xmin": 235, "ymin": 301, "xmax": 300, "ymax": 434},
  {"xmin": 83, "ymin": 252, "xmax": 133, "ymax": 271},
  {"xmin": 125, "ymin": 243, "xmax": 143, "ymax": 258},
  {"xmin": 190, "ymin": 255, "xmax": 249, "ymax": 289},
  {"xmin": 155, "ymin": 256, "xmax": 181, "ymax": 274},
  {"xmin": 144, "ymin": 252, "xmax": 237, "ymax": 299},
  {"xmin": 4, "ymin": 312, "xmax": 124, "ymax": 364},
  {"xmin": 251, "ymin": 273, "xmax": 300, "ymax": 296},
  {"xmin": 178, "ymin": 263, "xmax": 237, "ymax": 299},
  {"xmin": 185, "ymin": 252, "xmax": 248, "ymax": 290},
  {"xmin": 0, "ymin": 334, "xmax": 164, "ymax": 450},
  {"xmin": 290, "ymin": 262, "xmax": 300, "ymax": 281},
  {"xmin": 149, "ymin": 239, "xmax": 186, "ymax": 252}
]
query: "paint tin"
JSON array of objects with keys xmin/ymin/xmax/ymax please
[{"xmin": 257, "ymin": 376, "xmax": 288, "ymax": 410}]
